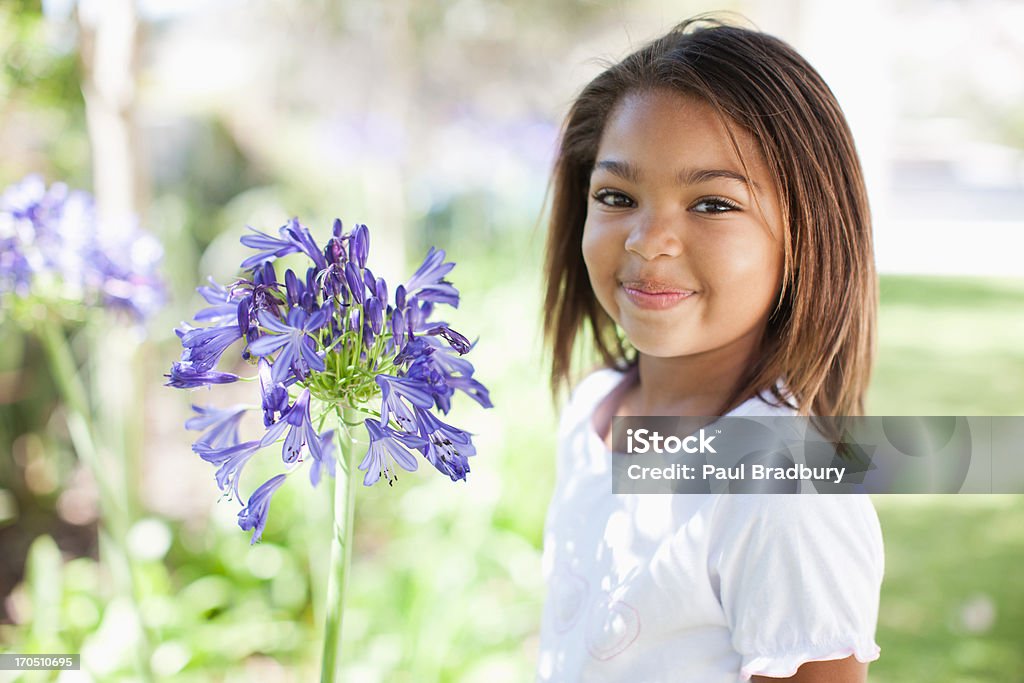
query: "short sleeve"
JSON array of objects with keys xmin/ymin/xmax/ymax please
[
  {"xmin": 708, "ymin": 494, "xmax": 884, "ymax": 680},
  {"xmin": 557, "ymin": 368, "xmax": 624, "ymax": 440}
]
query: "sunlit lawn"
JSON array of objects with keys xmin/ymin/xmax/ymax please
[
  {"xmin": 867, "ymin": 275, "xmax": 1024, "ymax": 683},
  {"xmin": 869, "ymin": 276, "xmax": 1024, "ymax": 416},
  {"xmin": 872, "ymin": 495, "xmax": 1024, "ymax": 683}
]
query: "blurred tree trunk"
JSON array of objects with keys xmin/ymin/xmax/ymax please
[
  {"xmin": 75, "ymin": 4, "xmax": 154, "ymax": 679},
  {"xmin": 77, "ymin": 0, "xmax": 145, "ymax": 225},
  {"xmin": 76, "ymin": 0, "xmax": 145, "ymax": 516}
]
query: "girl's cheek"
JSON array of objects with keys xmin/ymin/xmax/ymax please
[
  {"xmin": 586, "ymin": 213, "xmax": 640, "ymax": 265},
  {"xmin": 581, "ymin": 221, "xmax": 611, "ymax": 270},
  {"xmin": 701, "ymin": 230, "xmax": 769, "ymax": 274}
]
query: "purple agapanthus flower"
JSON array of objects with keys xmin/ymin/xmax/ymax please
[
  {"xmin": 310, "ymin": 429, "xmax": 337, "ymax": 487},
  {"xmin": 239, "ymin": 222, "xmax": 302, "ymax": 269},
  {"xmin": 258, "ymin": 358, "xmax": 290, "ymax": 427},
  {"xmin": 165, "ymin": 361, "xmax": 239, "ymax": 389},
  {"xmin": 404, "ymin": 247, "xmax": 454, "ymax": 295},
  {"xmin": 418, "ymin": 335, "xmax": 493, "ymax": 410},
  {"xmin": 238, "ymin": 474, "xmax": 287, "ymax": 544},
  {"xmin": 193, "ymin": 439, "xmax": 261, "ymax": 503},
  {"xmin": 344, "ymin": 262, "xmax": 365, "ymax": 305},
  {"xmin": 249, "ymin": 308, "xmax": 329, "ymax": 383},
  {"xmin": 358, "ymin": 418, "xmax": 426, "ymax": 486},
  {"xmin": 178, "ymin": 322, "xmax": 243, "ymax": 372},
  {"xmin": 414, "ymin": 408, "xmax": 476, "ymax": 481},
  {"xmin": 168, "ymin": 217, "xmax": 492, "ymax": 542},
  {"xmin": 187, "ymin": 404, "xmax": 248, "ymax": 449},
  {"xmin": 284, "ymin": 219, "xmax": 328, "ymax": 272},
  {"xmin": 194, "ymin": 277, "xmax": 240, "ymax": 322},
  {"xmin": 259, "ymin": 389, "xmax": 325, "ymax": 465},
  {"xmin": 406, "ymin": 355, "xmax": 453, "ymax": 414},
  {"xmin": 377, "ymin": 374, "xmax": 435, "ymax": 430},
  {"xmin": 403, "ymin": 249, "xmax": 459, "ymax": 307},
  {"xmin": 424, "ymin": 324, "xmax": 472, "ymax": 354},
  {"xmin": 445, "ymin": 375, "xmax": 493, "ymax": 410},
  {"xmin": 348, "ymin": 224, "xmax": 369, "ymax": 269}
]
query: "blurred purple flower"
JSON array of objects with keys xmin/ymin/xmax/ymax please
[{"xmin": 0, "ymin": 175, "xmax": 165, "ymax": 321}]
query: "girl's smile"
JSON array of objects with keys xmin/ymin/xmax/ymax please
[
  {"xmin": 619, "ymin": 282, "xmax": 696, "ymax": 310},
  {"xmin": 582, "ymin": 88, "xmax": 786, "ymax": 363}
]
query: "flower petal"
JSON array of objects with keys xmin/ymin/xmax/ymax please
[{"xmin": 247, "ymin": 333, "xmax": 290, "ymax": 356}]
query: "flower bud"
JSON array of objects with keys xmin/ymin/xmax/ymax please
[
  {"xmin": 344, "ymin": 262, "xmax": 364, "ymax": 304},
  {"xmin": 366, "ymin": 296, "xmax": 383, "ymax": 335},
  {"xmin": 348, "ymin": 224, "xmax": 369, "ymax": 269}
]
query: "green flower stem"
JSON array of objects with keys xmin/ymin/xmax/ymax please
[
  {"xmin": 320, "ymin": 404, "xmax": 362, "ymax": 682},
  {"xmin": 87, "ymin": 322, "xmax": 142, "ymax": 518},
  {"xmin": 36, "ymin": 317, "xmax": 154, "ymax": 683}
]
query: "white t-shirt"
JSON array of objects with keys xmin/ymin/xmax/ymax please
[{"xmin": 537, "ymin": 368, "xmax": 884, "ymax": 682}]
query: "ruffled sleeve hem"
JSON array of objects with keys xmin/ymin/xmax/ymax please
[{"xmin": 739, "ymin": 640, "xmax": 881, "ymax": 680}]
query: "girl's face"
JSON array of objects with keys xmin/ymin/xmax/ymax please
[{"xmin": 582, "ymin": 89, "xmax": 785, "ymax": 361}]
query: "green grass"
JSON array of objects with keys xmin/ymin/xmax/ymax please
[
  {"xmin": 858, "ymin": 275, "xmax": 1024, "ymax": 682},
  {"xmin": 872, "ymin": 496, "xmax": 1024, "ymax": 683},
  {"xmin": 869, "ymin": 276, "xmax": 1024, "ymax": 415}
]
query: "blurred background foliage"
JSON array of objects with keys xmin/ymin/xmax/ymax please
[{"xmin": 0, "ymin": 1, "xmax": 1022, "ymax": 682}]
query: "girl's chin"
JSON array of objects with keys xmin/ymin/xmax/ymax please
[
  {"xmin": 623, "ymin": 335, "xmax": 705, "ymax": 359},
  {"xmin": 634, "ymin": 348, "xmax": 704, "ymax": 360}
]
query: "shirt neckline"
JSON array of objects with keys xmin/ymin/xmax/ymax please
[{"xmin": 586, "ymin": 367, "xmax": 794, "ymax": 454}]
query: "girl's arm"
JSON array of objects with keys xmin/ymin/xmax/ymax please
[{"xmin": 751, "ymin": 655, "xmax": 867, "ymax": 683}]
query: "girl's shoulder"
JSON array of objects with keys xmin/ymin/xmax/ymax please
[
  {"xmin": 557, "ymin": 366, "xmax": 627, "ymax": 437},
  {"xmin": 568, "ymin": 366, "xmax": 627, "ymax": 405},
  {"xmin": 728, "ymin": 380, "xmax": 800, "ymax": 418}
]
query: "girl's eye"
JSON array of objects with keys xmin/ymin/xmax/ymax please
[
  {"xmin": 591, "ymin": 189, "xmax": 635, "ymax": 208},
  {"xmin": 691, "ymin": 197, "xmax": 740, "ymax": 214}
]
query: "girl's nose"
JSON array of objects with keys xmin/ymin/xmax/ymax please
[{"xmin": 624, "ymin": 211, "xmax": 683, "ymax": 260}]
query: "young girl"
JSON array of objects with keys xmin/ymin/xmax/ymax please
[{"xmin": 538, "ymin": 17, "xmax": 884, "ymax": 683}]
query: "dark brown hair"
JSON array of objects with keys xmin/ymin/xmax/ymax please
[{"xmin": 542, "ymin": 16, "xmax": 877, "ymax": 417}]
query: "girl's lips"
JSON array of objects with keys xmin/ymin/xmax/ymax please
[{"xmin": 620, "ymin": 284, "xmax": 696, "ymax": 310}]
